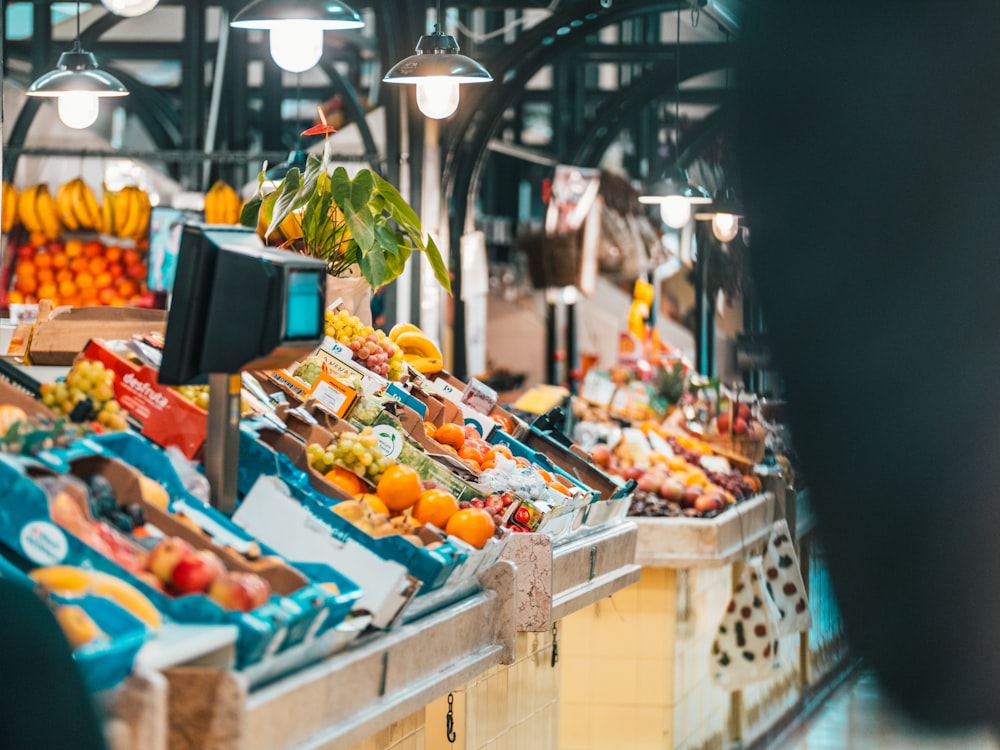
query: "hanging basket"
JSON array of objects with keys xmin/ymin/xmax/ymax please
[
  {"xmin": 326, "ymin": 268, "xmax": 373, "ymax": 326},
  {"xmin": 520, "ymin": 230, "xmax": 582, "ymax": 289}
]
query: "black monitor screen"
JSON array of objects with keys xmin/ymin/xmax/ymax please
[{"xmin": 285, "ymin": 270, "xmax": 324, "ymax": 340}]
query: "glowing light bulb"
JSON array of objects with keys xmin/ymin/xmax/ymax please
[
  {"xmin": 100, "ymin": 0, "xmax": 159, "ymax": 16},
  {"xmin": 660, "ymin": 196, "xmax": 692, "ymax": 229},
  {"xmin": 712, "ymin": 213, "xmax": 740, "ymax": 242},
  {"xmin": 415, "ymin": 78, "xmax": 461, "ymax": 119},
  {"xmin": 269, "ymin": 23, "xmax": 324, "ymax": 73},
  {"xmin": 57, "ymin": 92, "xmax": 100, "ymax": 130}
]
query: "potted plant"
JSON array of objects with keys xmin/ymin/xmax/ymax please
[{"xmin": 241, "ymin": 123, "xmax": 451, "ymax": 320}]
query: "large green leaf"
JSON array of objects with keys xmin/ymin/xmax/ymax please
[
  {"xmin": 331, "ymin": 168, "xmax": 376, "ymax": 251},
  {"xmin": 373, "ymin": 173, "xmax": 422, "ymax": 237},
  {"xmin": 384, "ymin": 241, "xmax": 411, "ymax": 281},
  {"xmin": 358, "ymin": 245, "xmax": 387, "ymax": 289},
  {"xmin": 265, "ymin": 168, "xmax": 302, "ymax": 239},
  {"xmin": 421, "ymin": 234, "xmax": 452, "ymax": 293},
  {"xmin": 239, "ymin": 193, "xmax": 263, "ymax": 228}
]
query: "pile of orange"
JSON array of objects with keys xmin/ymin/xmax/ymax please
[
  {"xmin": 9, "ymin": 237, "xmax": 148, "ymax": 307},
  {"xmin": 431, "ymin": 422, "xmax": 514, "ymax": 472},
  {"xmin": 445, "ymin": 508, "xmax": 495, "ymax": 549},
  {"xmin": 375, "ymin": 464, "xmax": 423, "ymax": 512}
]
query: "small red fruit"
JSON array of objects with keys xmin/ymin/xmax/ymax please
[{"xmin": 733, "ymin": 418, "xmax": 748, "ymax": 436}]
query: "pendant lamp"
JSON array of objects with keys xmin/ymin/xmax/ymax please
[
  {"xmin": 638, "ymin": 6, "xmax": 710, "ymax": 228},
  {"xmin": 231, "ymin": 0, "xmax": 364, "ymax": 74},
  {"xmin": 383, "ymin": 0, "xmax": 492, "ymax": 120},
  {"xmin": 695, "ymin": 187, "xmax": 744, "ymax": 242},
  {"xmin": 26, "ymin": 2, "xmax": 129, "ymax": 130},
  {"xmin": 100, "ymin": 0, "xmax": 159, "ymax": 17}
]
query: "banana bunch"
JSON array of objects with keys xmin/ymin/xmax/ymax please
[
  {"xmin": 1, "ymin": 182, "xmax": 18, "ymax": 233},
  {"xmin": 55, "ymin": 177, "xmax": 102, "ymax": 232},
  {"xmin": 204, "ymin": 180, "xmax": 241, "ymax": 224},
  {"xmin": 30, "ymin": 565, "xmax": 162, "ymax": 630},
  {"xmin": 102, "ymin": 184, "xmax": 151, "ymax": 241},
  {"xmin": 18, "ymin": 183, "xmax": 63, "ymax": 241},
  {"xmin": 389, "ymin": 323, "xmax": 444, "ymax": 375}
]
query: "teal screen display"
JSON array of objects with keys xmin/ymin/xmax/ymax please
[{"xmin": 285, "ymin": 270, "xmax": 322, "ymax": 339}]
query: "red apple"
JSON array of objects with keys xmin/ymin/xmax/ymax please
[
  {"xmin": 591, "ymin": 444, "xmax": 612, "ymax": 469},
  {"xmin": 694, "ymin": 495, "xmax": 719, "ymax": 513},
  {"xmin": 208, "ymin": 571, "xmax": 270, "ymax": 611},
  {"xmin": 636, "ymin": 472, "xmax": 663, "ymax": 494},
  {"xmin": 147, "ymin": 537, "xmax": 195, "ymax": 584},
  {"xmin": 622, "ymin": 466, "xmax": 644, "ymax": 482},
  {"xmin": 658, "ymin": 478, "xmax": 686, "ymax": 502},
  {"xmin": 716, "ymin": 412, "xmax": 730, "ymax": 434},
  {"xmin": 171, "ymin": 550, "xmax": 225, "ymax": 594},
  {"xmin": 737, "ymin": 403, "xmax": 752, "ymax": 421},
  {"xmin": 733, "ymin": 418, "xmax": 748, "ymax": 436},
  {"xmin": 681, "ymin": 486, "xmax": 704, "ymax": 507}
]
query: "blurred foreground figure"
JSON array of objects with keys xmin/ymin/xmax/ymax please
[{"xmin": 740, "ymin": 1, "xmax": 1000, "ymax": 726}]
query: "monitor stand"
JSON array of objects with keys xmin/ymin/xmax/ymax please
[{"xmin": 205, "ymin": 372, "xmax": 241, "ymax": 515}]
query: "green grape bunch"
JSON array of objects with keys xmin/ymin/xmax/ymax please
[
  {"xmin": 40, "ymin": 358, "xmax": 128, "ymax": 430},
  {"xmin": 306, "ymin": 426, "xmax": 395, "ymax": 483}
]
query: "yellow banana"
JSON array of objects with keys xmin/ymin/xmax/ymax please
[
  {"xmin": 100, "ymin": 188, "xmax": 116, "ymax": 235},
  {"xmin": 114, "ymin": 186, "xmax": 136, "ymax": 239},
  {"xmin": 70, "ymin": 178, "xmax": 96, "ymax": 230},
  {"xmin": 18, "ymin": 185, "xmax": 40, "ymax": 233},
  {"xmin": 89, "ymin": 571, "xmax": 161, "ymax": 630},
  {"xmin": 35, "ymin": 185, "xmax": 62, "ymax": 241},
  {"xmin": 405, "ymin": 355, "xmax": 444, "ymax": 375},
  {"xmin": 389, "ymin": 322, "xmax": 422, "ymax": 342},
  {"xmin": 29, "ymin": 565, "xmax": 93, "ymax": 594},
  {"xmin": 206, "ymin": 181, "xmax": 240, "ymax": 224},
  {"xmin": 396, "ymin": 331, "xmax": 443, "ymax": 361},
  {"xmin": 56, "ymin": 180, "xmax": 80, "ymax": 232},
  {"xmin": 1, "ymin": 182, "xmax": 18, "ymax": 232},
  {"xmin": 133, "ymin": 189, "xmax": 151, "ymax": 240},
  {"xmin": 80, "ymin": 181, "xmax": 102, "ymax": 230}
]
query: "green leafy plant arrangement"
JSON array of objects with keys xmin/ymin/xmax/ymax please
[{"xmin": 241, "ymin": 129, "xmax": 451, "ymax": 293}]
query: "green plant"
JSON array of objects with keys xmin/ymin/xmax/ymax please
[{"xmin": 241, "ymin": 140, "xmax": 450, "ymax": 293}]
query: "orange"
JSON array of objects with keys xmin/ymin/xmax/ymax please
[
  {"xmin": 98, "ymin": 288, "xmax": 116, "ymax": 305},
  {"xmin": 14, "ymin": 261, "xmax": 35, "ymax": 278},
  {"xmin": 38, "ymin": 282, "xmax": 58, "ymax": 300},
  {"xmin": 108, "ymin": 262, "xmax": 124, "ymax": 280},
  {"xmin": 484, "ymin": 446, "xmax": 512, "ymax": 463},
  {"xmin": 29, "ymin": 231, "xmax": 47, "ymax": 248},
  {"xmin": 480, "ymin": 459, "xmax": 496, "ymax": 470},
  {"xmin": 127, "ymin": 262, "xmax": 147, "ymax": 280},
  {"xmin": 547, "ymin": 480, "xmax": 570, "ymax": 496},
  {"xmin": 94, "ymin": 271, "xmax": 113, "ymax": 289},
  {"xmin": 56, "ymin": 269, "xmax": 73, "ymax": 284},
  {"xmin": 15, "ymin": 276, "xmax": 37, "ymax": 295},
  {"xmin": 75, "ymin": 272, "xmax": 95, "ymax": 289},
  {"xmin": 459, "ymin": 446, "xmax": 484, "ymax": 465},
  {"xmin": 423, "ymin": 422, "xmax": 437, "ymax": 439},
  {"xmin": 65, "ymin": 239, "xmax": 84, "ymax": 258},
  {"xmin": 70, "ymin": 257, "xmax": 88, "ymax": 274},
  {"xmin": 324, "ymin": 466, "xmax": 363, "ymax": 496},
  {"xmin": 434, "ymin": 423, "xmax": 465, "ymax": 451},
  {"xmin": 36, "ymin": 269, "xmax": 54, "ymax": 284},
  {"xmin": 445, "ymin": 508, "xmax": 496, "ymax": 549},
  {"xmin": 375, "ymin": 464, "xmax": 422, "ymax": 512},
  {"xmin": 84, "ymin": 241, "xmax": 104, "ymax": 258},
  {"xmin": 123, "ymin": 248, "xmax": 142, "ymax": 266},
  {"xmin": 535, "ymin": 468, "xmax": 553, "ymax": 483},
  {"xmin": 88, "ymin": 256, "xmax": 107, "ymax": 275},
  {"xmin": 411, "ymin": 489, "xmax": 459, "ymax": 529},
  {"xmin": 80, "ymin": 287, "xmax": 99, "ymax": 303},
  {"xmin": 34, "ymin": 253, "xmax": 52, "ymax": 269},
  {"xmin": 51, "ymin": 253, "xmax": 68, "ymax": 270},
  {"xmin": 491, "ymin": 414, "xmax": 512, "ymax": 433},
  {"xmin": 104, "ymin": 245, "xmax": 122, "ymax": 263},
  {"xmin": 7, "ymin": 291, "xmax": 24, "ymax": 304},
  {"xmin": 58, "ymin": 280, "xmax": 77, "ymax": 298},
  {"xmin": 360, "ymin": 493, "xmax": 389, "ymax": 515},
  {"xmin": 116, "ymin": 279, "xmax": 138, "ymax": 298}
]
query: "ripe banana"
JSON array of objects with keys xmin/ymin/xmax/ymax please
[
  {"xmin": 100, "ymin": 188, "xmax": 117, "ymax": 236},
  {"xmin": 30, "ymin": 565, "xmax": 162, "ymax": 630},
  {"xmin": 205, "ymin": 180, "xmax": 241, "ymax": 224},
  {"xmin": 56, "ymin": 180, "xmax": 80, "ymax": 231},
  {"xmin": 18, "ymin": 184, "xmax": 41, "ymax": 234},
  {"xmin": 35, "ymin": 185, "xmax": 62, "ymax": 241},
  {"xmin": 1, "ymin": 182, "xmax": 18, "ymax": 233},
  {"xmin": 389, "ymin": 322, "xmax": 421, "ymax": 342},
  {"xmin": 114, "ymin": 186, "xmax": 136, "ymax": 239},
  {"xmin": 395, "ymin": 331, "xmax": 444, "ymax": 375},
  {"xmin": 68, "ymin": 178, "xmax": 101, "ymax": 231}
]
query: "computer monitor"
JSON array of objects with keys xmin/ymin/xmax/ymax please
[
  {"xmin": 147, "ymin": 207, "xmax": 204, "ymax": 294},
  {"xmin": 159, "ymin": 224, "xmax": 327, "ymax": 385}
]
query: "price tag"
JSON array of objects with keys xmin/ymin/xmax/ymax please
[
  {"xmin": 461, "ymin": 378, "xmax": 498, "ymax": 415},
  {"xmin": 579, "ymin": 370, "xmax": 617, "ymax": 407}
]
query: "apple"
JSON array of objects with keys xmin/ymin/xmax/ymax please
[
  {"xmin": 622, "ymin": 466, "xmax": 644, "ymax": 482},
  {"xmin": 694, "ymin": 495, "xmax": 719, "ymax": 514},
  {"xmin": 591, "ymin": 444, "xmax": 612, "ymax": 469},
  {"xmin": 737, "ymin": 403, "xmax": 751, "ymax": 421},
  {"xmin": 208, "ymin": 571, "xmax": 270, "ymax": 611},
  {"xmin": 636, "ymin": 472, "xmax": 663, "ymax": 495},
  {"xmin": 658, "ymin": 479, "xmax": 686, "ymax": 502},
  {"xmin": 147, "ymin": 537, "xmax": 195, "ymax": 584},
  {"xmin": 716, "ymin": 412, "xmax": 730, "ymax": 434},
  {"xmin": 681, "ymin": 486, "xmax": 703, "ymax": 507},
  {"xmin": 135, "ymin": 571, "xmax": 166, "ymax": 593},
  {"xmin": 733, "ymin": 418, "xmax": 748, "ymax": 436},
  {"xmin": 171, "ymin": 550, "xmax": 225, "ymax": 594}
]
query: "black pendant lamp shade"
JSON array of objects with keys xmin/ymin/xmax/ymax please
[
  {"xmin": 231, "ymin": 0, "xmax": 364, "ymax": 29},
  {"xmin": 694, "ymin": 187, "xmax": 744, "ymax": 220},
  {"xmin": 639, "ymin": 164, "xmax": 712, "ymax": 206},
  {"xmin": 383, "ymin": 27, "xmax": 493, "ymax": 84}
]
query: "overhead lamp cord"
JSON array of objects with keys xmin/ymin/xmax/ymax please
[
  {"xmin": 453, "ymin": 0, "xmax": 563, "ymax": 43},
  {"xmin": 674, "ymin": 4, "xmax": 681, "ymax": 156}
]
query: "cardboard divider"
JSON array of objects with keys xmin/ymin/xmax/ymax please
[{"xmin": 28, "ymin": 304, "xmax": 167, "ymax": 366}]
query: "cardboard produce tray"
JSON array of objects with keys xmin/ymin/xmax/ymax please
[
  {"xmin": 164, "ymin": 562, "xmax": 516, "ymax": 750},
  {"xmin": 502, "ymin": 520, "xmax": 640, "ymax": 632},
  {"xmin": 633, "ymin": 492, "xmax": 776, "ymax": 569}
]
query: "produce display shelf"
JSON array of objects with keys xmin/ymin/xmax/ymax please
[
  {"xmin": 97, "ymin": 668, "xmax": 169, "ymax": 750},
  {"xmin": 165, "ymin": 562, "xmax": 516, "ymax": 750},
  {"xmin": 502, "ymin": 520, "xmax": 641, "ymax": 632},
  {"xmin": 633, "ymin": 491, "xmax": 777, "ymax": 569},
  {"xmin": 134, "ymin": 623, "xmax": 239, "ymax": 673}
]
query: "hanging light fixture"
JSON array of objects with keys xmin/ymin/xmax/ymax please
[
  {"xmin": 100, "ymin": 0, "xmax": 159, "ymax": 17},
  {"xmin": 231, "ymin": 0, "xmax": 364, "ymax": 74},
  {"xmin": 638, "ymin": 6, "xmax": 710, "ymax": 228},
  {"xmin": 382, "ymin": 0, "xmax": 492, "ymax": 120},
  {"xmin": 26, "ymin": 2, "xmax": 129, "ymax": 130},
  {"xmin": 695, "ymin": 187, "xmax": 744, "ymax": 242}
]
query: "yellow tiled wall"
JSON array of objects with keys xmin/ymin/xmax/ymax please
[
  {"xmin": 425, "ymin": 630, "xmax": 560, "ymax": 750},
  {"xmin": 344, "ymin": 711, "xmax": 426, "ymax": 750}
]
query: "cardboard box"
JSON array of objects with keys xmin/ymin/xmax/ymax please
[
  {"xmin": 83, "ymin": 339, "xmax": 207, "ymax": 460},
  {"xmin": 29, "ymin": 303, "xmax": 166, "ymax": 366}
]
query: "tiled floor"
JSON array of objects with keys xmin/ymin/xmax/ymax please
[{"xmin": 775, "ymin": 671, "xmax": 1000, "ymax": 750}]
